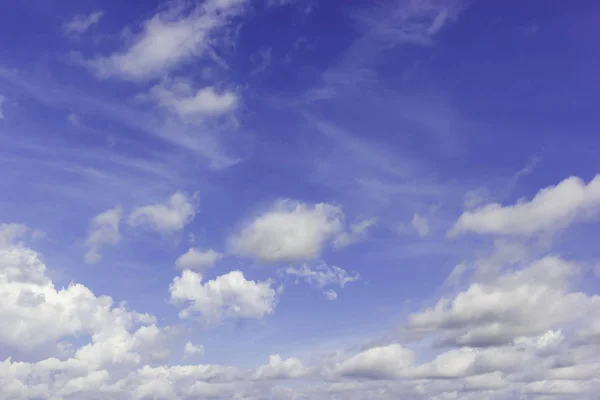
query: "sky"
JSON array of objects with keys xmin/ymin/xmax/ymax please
[{"xmin": 0, "ymin": 0, "xmax": 600, "ymax": 399}]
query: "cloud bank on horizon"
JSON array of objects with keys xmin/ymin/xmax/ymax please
[{"xmin": 1, "ymin": 0, "xmax": 600, "ymax": 399}]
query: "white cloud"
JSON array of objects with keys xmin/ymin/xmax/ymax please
[
  {"xmin": 282, "ymin": 263, "xmax": 359, "ymax": 289},
  {"xmin": 411, "ymin": 212, "xmax": 430, "ymax": 237},
  {"xmin": 129, "ymin": 192, "xmax": 196, "ymax": 234},
  {"xmin": 229, "ymin": 199, "xmax": 345, "ymax": 263},
  {"xmin": 335, "ymin": 344, "xmax": 415, "ymax": 379},
  {"xmin": 0, "ymin": 223, "xmax": 31, "ymax": 248},
  {"xmin": 333, "ymin": 217, "xmax": 377, "ymax": 248},
  {"xmin": 449, "ymin": 175, "xmax": 600, "ymax": 237},
  {"xmin": 148, "ymin": 79, "xmax": 238, "ymax": 117},
  {"xmin": 0, "ymin": 94, "xmax": 5, "ymax": 119},
  {"xmin": 352, "ymin": 0, "xmax": 463, "ymax": 46},
  {"xmin": 324, "ymin": 289, "xmax": 337, "ymax": 300},
  {"xmin": 250, "ymin": 47, "xmax": 272, "ymax": 75},
  {"xmin": 84, "ymin": 206, "xmax": 122, "ymax": 264},
  {"xmin": 252, "ymin": 355, "xmax": 307, "ymax": 380},
  {"xmin": 407, "ymin": 256, "xmax": 600, "ymax": 347},
  {"xmin": 84, "ymin": 1, "xmax": 247, "ymax": 81},
  {"xmin": 170, "ymin": 269, "xmax": 278, "ymax": 323},
  {"xmin": 184, "ymin": 341, "xmax": 205, "ymax": 358},
  {"xmin": 68, "ymin": 113, "xmax": 80, "ymax": 126},
  {"xmin": 63, "ymin": 11, "xmax": 105, "ymax": 35},
  {"xmin": 175, "ymin": 248, "xmax": 223, "ymax": 271}
]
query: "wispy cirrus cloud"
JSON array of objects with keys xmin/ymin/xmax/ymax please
[{"xmin": 63, "ymin": 11, "xmax": 105, "ymax": 36}]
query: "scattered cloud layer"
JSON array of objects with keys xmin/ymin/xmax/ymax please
[{"xmin": 175, "ymin": 247, "xmax": 223, "ymax": 271}]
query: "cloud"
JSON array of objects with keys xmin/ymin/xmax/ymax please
[
  {"xmin": 229, "ymin": 199, "xmax": 345, "ymax": 263},
  {"xmin": 324, "ymin": 289, "xmax": 338, "ymax": 300},
  {"xmin": 334, "ymin": 344, "xmax": 415, "ymax": 379},
  {"xmin": 250, "ymin": 47, "xmax": 272, "ymax": 75},
  {"xmin": 84, "ymin": 206, "xmax": 122, "ymax": 264},
  {"xmin": 449, "ymin": 175, "xmax": 600, "ymax": 238},
  {"xmin": 129, "ymin": 192, "xmax": 196, "ymax": 234},
  {"xmin": 169, "ymin": 270, "xmax": 278, "ymax": 323},
  {"xmin": 281, "ymin": 263, "xmax": 359, "ymax": 289},
  {"xmin": 252, "ymin": 355, "xmax": 307, "ymax": 380},
  {"xmin": 83, "ymin": 1, "xmax": 247, "ymax": 81},
  {"xmin": 333, "ymin": 217, "xmax": 377, "ymax": 248},
  {"xmin": 407, "ymin": 256, "xmax": 600, "ymax": 347},
  {"xmin": 147, "ymin": 78, "xmax": 238, "ymax": 117},
  {"xmin": 63, "ymin": 11, "xmax": 105, "ymax": 35},
  {"xmin": 175, "ymin": 248, "xmax": 223, "ymax": 271},
  {"xmin": 0, "ymin": 223, "xmax": 32, "ymax": 248},
  {"xmin": 67, "ymin": 113, "xmax": 80, "ymax": 126},
  {"xmin": 184, "ymin": 341, "xmax": 205, "ymax": 358},
  {"xmin": 0, "ymin": 94, "xmax": 5, "ymax": 119},
  {"xmin": 352, "ymin": 0, "xmax": 463, "ymax": 46}
]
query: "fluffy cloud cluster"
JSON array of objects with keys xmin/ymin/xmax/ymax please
[
  {"xmin": 229, "ymin": 199, "xmax": 373, "ymax": 264},
  {"xmin": 170, "ymin": 269, "xmax": 278, "ymax": 323},
  {"xmin": 450, "ymin": 175, "xmax": 600, "ymax": 237},
  {"xmin": 128, "ymin": 191, "xmax": 197, "ymax": 234}
]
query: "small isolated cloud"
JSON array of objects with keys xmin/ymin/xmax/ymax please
[
  {"xmin": 333, "ymin": 217, "xmax": 377, "ymax": 248},
  {"xmin": 229, "ymin": 199, "xmax": 344, "ymax": 263},
  {"xmin": 129, "ymin": 192, "xmax": 197, "ymax": 234},
  {"xmin": 67, "ymin": 113, "xmax": 80, "ymax": 126},
  {"xmin": 63, "ymin": 11, "xmax": 105, "ymax": 35},
  {"xmin": 250, "ymin": 47, "xmax": 272, "ymax": 75},
  {"xmin": 398, "ymin": 212, "xmax": 430, "ymax": 238},
  {"xmin": 0, "ymin": 94, "xmax": 5, "ymax": 119},
  {"xmin": 148, "ymin": 78, "xmax": 238, "ymax": 118},
  {"xmin": 170, "ymin": 270, "xmax": 278, "ymax": 324},
  {"xmin": 82, "ymin": 1, "xmax": 247, "ymax": 81},
  {"xmin": 449, "ymin": 175, "xmax": 600, "ymax": 238},
  {"xmin": 323, "ymin": 289, "xmax": 337, "ymax": 300},
  {"xmin": 175, "ymin": 248, "xmax": 223, "ymax": 272},
  {"xmin": 84, "ymin": 206, "xmax": 122, "ymax": 264},
  {"xmin": 183, "ymin": 341, "xmax": 204, "ymax": 358},
  {"xmin": 281, "ymin": 263, "xmax": 359, "ymax": 289}
]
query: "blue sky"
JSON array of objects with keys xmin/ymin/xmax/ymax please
[{"xmin": 1, "ymin": 0, "xmax": 600, "ymax": 399}]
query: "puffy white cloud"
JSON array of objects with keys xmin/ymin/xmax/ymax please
[
  {"xmin": 148, "ymin": 78, "xmax": 238, "ymax": 117},
  {"xmin": 335, "ymin": 344, "xmax": 415, "ymax": 379},
  {"xmin": 84, "ymin": 206, "xmax": 122, "ymax": 264},
  {"xmin": 170, "ymin": 269, "xmax": 278, "ymax": 323},
  {"xmin": 407, "ymin": 256, "xmax": 600, "ymax": 347},
  {"xmin": 184, "ymin": 341, "xmax": 205, "ymax": 358},
  {"xmin": 333, "ymin": 217, "xmax": 377, "ymax": 248},
  {"xmin": 282, "ymin": 263, "xmax": 359, "ymax": 289},
  {"xmin": 175, "ymin": 247, "xmax": 223, "ymax": 271},
  {"xmin": 63, "ymin": 11, "xmax": 104, "ymax": 35},
  {"xmin": 84, "ymin": 1, "xmax": 247, "ymax": 81},
  {"xmin": 449, "ymin": 175, "xmax": 600, "ymax": 237},
  {"xmin": 252, "ymin": 355, "xmax": 307, "ymax": 380},
  {"xmin": 324, "ymin": 289, "xmax": 338, "ymax": 300},
  {"xmin": 229, "ymin": 199, "xmax": 345, "ymax": 263},
  {"xmin": 0, "ymin": 223, "xmax": 31, "ymax": 248},
  {"xmin": 129, "ymin": 192, "xmax": 196, "ymax": 234}
]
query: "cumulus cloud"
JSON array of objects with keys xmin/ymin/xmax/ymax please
[
  {"xmin": 129, "ymin": 192, "xmax": 196, "ymax": 234},
  {"xmin": 83, "ymin": 1, "xmax": 247, "ymax": 81},
  {"xmin": 184, "ymin": 341, "xmax": 205, "ymax": 358},
  {"xmin": 175, "ymin": 247, "xmax": 223, "ymax": 271},
  {"xmin": 148, "ymin": 78, "xmax": 238, "ymax": 117},
  {"xmin": 335, "ymin": 344, "xmax": 415, "ymax": 379},
  {"xmin": 63, "ymin": 11, "xmax": 105, "ymax": 35},
  {"xmin": 449, "ymin": 175, "xmax": 600, "ymax": 237},
  {"xmin": 229, "ymin": 199, "xmax": 345, "ymax": 263},
  {"xmin": 407, "ymin": 256, "xmax": 600, "ymax": 347},
  {"xmin": 324, "ymin": 289, "xmax": 338, "ymax": 300},
  {"xmin": 252, "ymin": 354, "xmax": 307, "ymax": 380},
  {"xmin": 84, "ymin": 206, "xmax": 122, "ymax": 264},
  {"xmin": 282, "ymin": 263, "xmax": 359, "ymax": 289},
  {"xmin": 170, "ymin": 269, "xmax": 278, "ymax": 323}
]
